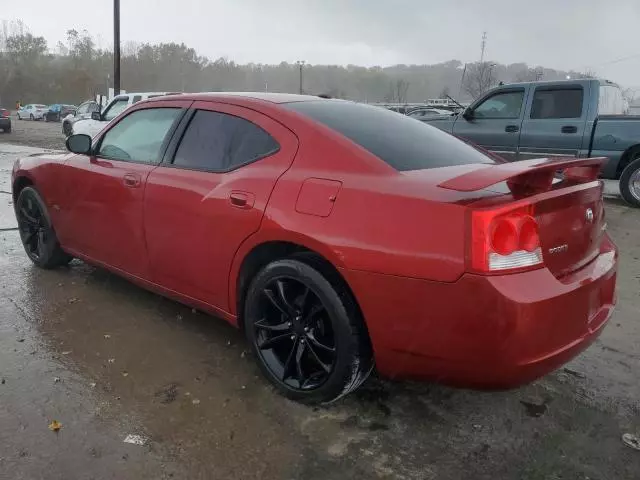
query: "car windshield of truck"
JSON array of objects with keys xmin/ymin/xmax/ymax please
[{"xmin": 283, "ymin": 100, "xmax": 497, "ymax": 171}]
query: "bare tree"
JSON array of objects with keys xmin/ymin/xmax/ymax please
[
  {"xmin": 463, "ymin": 62, "xmax": 496, "ymax": 100},
  {"xmin": 385, "ymin": 79, "xmax": 410, "ymax": 103}
]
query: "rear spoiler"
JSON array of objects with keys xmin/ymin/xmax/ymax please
[{"xmin": 438, "ymin": 157, "xmax": 607, "ymax": 193}]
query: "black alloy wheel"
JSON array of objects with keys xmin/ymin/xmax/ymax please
[
  {"xmin": 244, "ymin": 258, "xmax": 372, "ymax": 404},
  {"xmin": 254, "ymin": 276, "xmax": 337, "ymax": 390},
  {"xmin": 16, "ymin": 187, "xmax": 72, "ymax": 269}
]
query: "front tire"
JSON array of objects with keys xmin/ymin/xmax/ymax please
[
  {"xmin": 620, "ymin": 157, "xmax": 640, "ymax": 208},
  {"xmin": 243, "ymin": 258, "xmax": 372, "ymax": 404},
  {"xmin": 16, "ymin": 187, "xmax": 72, "ymax": 269}
]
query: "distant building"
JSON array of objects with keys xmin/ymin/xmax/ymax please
[{"xmin": 629, "ymin": 100, "xmax": 640, "ymax": 116}]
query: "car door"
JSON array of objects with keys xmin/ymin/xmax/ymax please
[
  {"xmin": 518, "ymin": 83, "xmax": 588, "ymax": 161},
  {"xmin": 453, "ymin": 87, "xmax": 527, "ymax": 161},
  {"xmin": 59, "ymin": 100, "xmax": 190, "ymax": 277},
  {"xmin": 143, "ymin": 101, "xmax": 298, "ymax": 311}
]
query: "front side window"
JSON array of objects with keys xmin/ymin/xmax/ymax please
[
  {"xmin": 172, "ymin": 110, "xmax": 280, "ymax": 172},
  {"xmin": 474, "ymin": 90, "xmax": 525, "ymax": 119},
  {"xmin": 103, "ymin": 98, "xmax": 130, "ymax": 122},
  {"xmin": 97, "ymin": 108, "xmax": 181, "ymax": 163},
  {"xmin": 530, "ymin": 88, "xmax": 583, "ymax": 119},
  {"xmin": 87, "ymin": 102, "xmax": 100, "ymax": 113},
  {"xmin": 76, "ymin": 103, "xmax": 89, "ymax": 115}
]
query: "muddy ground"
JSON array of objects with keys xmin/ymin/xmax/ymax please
[{"xmin": 0, "ymin": 129, "xmax": 639, "ymax": 480}]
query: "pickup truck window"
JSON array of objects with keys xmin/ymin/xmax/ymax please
[
  {"xmin": 474, "ymin": 90, "xmax": 524, "ymax": 119},
  {"xmin": 530, "ymin": 87, "xmax": 583, "ymax": 119},
  {"xmin": 103, "ymin": 98, "xmax": 130, "ymax": 122}
]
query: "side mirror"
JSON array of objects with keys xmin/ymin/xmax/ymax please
[
  {"xmin": 66, "ymin": 134, "xmax": 92, "ymax": 155},
  {"xmin": 91, "ymin": 111, "xmax": 101, "ymax": 121},
  {"xmin": 462, "ymin": 108, "xmax": 474, "ymax": 120}
]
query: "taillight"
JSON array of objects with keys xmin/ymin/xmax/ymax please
[
  {"xmin": 469, "ymin": 203, "xmax": 543, "ymax": 274},
  {"xmin": 1, "ymin": 110, "xmax": 9, "ymax": 118}
]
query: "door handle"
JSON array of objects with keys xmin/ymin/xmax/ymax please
[
  {"xmin": 561, "ymin": 125, "xmax": 578, "ymax": 134},
  {"xmin": 123, "ymin": 173, "xmax": 141, "ymax": 188},
  {"xmin": 229, "ymin": 191, "xmax": 255, "ymax": 209},
  {"xmin": 505, "ymin": 125, "xmax": 519, "ymax": 133}
]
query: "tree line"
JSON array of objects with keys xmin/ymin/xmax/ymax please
[{"xmin": 0, "ymin": 21, "xmax": 605, "ymax": 107}]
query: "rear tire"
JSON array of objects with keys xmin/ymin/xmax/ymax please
[
  {"xmin": 16, "ymin": 187, "xmax": 72, "ymax": 269},
  {"xmin": 243, "ymin": 258, "xmax": 372, "ymax": 404},
  {"xmin": 620, "ymin": 157, "xmax": 640, "ymax": 208}
]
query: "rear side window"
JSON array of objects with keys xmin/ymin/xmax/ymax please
[
  {"xmin": 172, "ymin": 110, "xmax": 279, "ymax": 172},
  {"xmin": 283, "ymin": 100, "xmax": 496, "ymax": 171},
  {"xmin": 530, "ymin": 88, "xmax": 583, "ymax": 119}
]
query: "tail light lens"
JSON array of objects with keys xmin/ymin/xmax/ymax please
[
  {"xmin": 469, "ymin": 203, "xmax": 543, "ymax": 274},
  {"xmin": 1, "ymin": 110, "xmax": 9, "ymax": 118}
]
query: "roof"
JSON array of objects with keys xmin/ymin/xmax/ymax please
[{"xmin": 166, "ymin": 92, "xmax": 324, "ymax": 104}]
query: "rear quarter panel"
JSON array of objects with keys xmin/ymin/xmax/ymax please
[{"xmin": 592, "ymin": 116, "xmax": 640, "ymax": 178}]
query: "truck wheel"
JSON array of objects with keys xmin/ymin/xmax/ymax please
[{"xmin": 620, "ymin": 157, "xmax": 640, "ymax": 208}]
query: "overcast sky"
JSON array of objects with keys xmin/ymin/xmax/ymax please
[{"xmin": 3, "ymin": 0, "xmax": 639, "ymax": 87}]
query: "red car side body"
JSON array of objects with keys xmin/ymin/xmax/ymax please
[{"xmin": 12, "ymin": 93, "xmax": 618, "ymax": 389}]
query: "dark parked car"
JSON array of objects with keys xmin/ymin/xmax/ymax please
[
  {"xmin": 0, "ymin": 107, "xmax": 11, "ymax": 133},
  {"xmin": 45, "ymin": 104, "xmax": 77, "ymax": 122}
]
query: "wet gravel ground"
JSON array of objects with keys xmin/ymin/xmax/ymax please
[
  {"xmin": 0, "ymin": 115, "xmax": 67, "ymax": 150},
  {"xmin": 0, "ymin": 138, "xmax": 639, "ymax": 479}
]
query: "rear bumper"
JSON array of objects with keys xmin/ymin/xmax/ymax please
[{"xmin": 343, "ymin": 235, "xmax": 618, "ymax": 388}]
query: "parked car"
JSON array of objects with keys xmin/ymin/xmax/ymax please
[
  {"xmin": 12, "ymin": 93, "xmax": 618, "ymax": 404},
  {"xmin": 17, "ymin": 104, "xmax": 48, "ymax": 121},
  {"xmin": 70, "ymin": 92, "xmax": 180, "ymax": 138},
  {"xmin": 406, "ymin": 107, "xmax": 453, "ymax": 119},
  {"xmin": 62, "ymin": 100, "xmax": 101, "ymax": 136},
  {"xmin": 421, "ymin": 78, "xmax": 640, "ymax": 207},
  {"xmin": 45, "ymin": 104, "xmax": 77, "ymax": 122},
  {"xmin": 0, "ymin": 107, "xmax": 11, "ymax": 133}
]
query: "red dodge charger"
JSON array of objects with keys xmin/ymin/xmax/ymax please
[{"xmin": 12, "ymin": 93, "xmax": 618, "ymax": 403}]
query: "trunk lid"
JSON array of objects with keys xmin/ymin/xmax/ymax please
[{"xmin": 439, "ymin": 157, "xmax": 607, "ymax": 277}]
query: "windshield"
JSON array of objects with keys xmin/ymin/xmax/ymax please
[{"xmin": 284, "ymin": 100, "xmax": 496, "ymax": 171}]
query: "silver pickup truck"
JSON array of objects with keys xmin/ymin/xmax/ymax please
[{"xmin": 422, "ymin": 79, "xmax": 640, "ymax": 207}]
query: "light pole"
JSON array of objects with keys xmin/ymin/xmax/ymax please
[
  {"xmin": 296, "ymin": 60, "xmax": 305, "ymax": 94},
  {"xmin": 113, "ymin": 0, "xmax": 121, "ymax": 96}
]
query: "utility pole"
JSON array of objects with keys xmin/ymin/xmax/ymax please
[
  {"xmin": 458, "ymin": 63, "xmax": 467, "ymax": 100},
  {"xmin": 113, "ymin": 0, "xmax": 121, "ymax": 96},
  {"xmin": 296, "ymin": 60, "xmax": 305, "ymax": 94},
  {"xmin": 480, "ymin": 31, "xmax": 487, "ymax": 64}
]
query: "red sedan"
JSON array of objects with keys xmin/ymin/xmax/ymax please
[{"xmin": 12, "ymin": 93, "xmax": 618, "ymax": 404}]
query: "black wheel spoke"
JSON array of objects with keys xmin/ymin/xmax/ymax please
[
  {"xmin": 303, "ymin": 303, "xmax": 324, "ymax": 325},
  {"xmin": 258, "ymin": 332, "xmax": 293, "ymax": 350},
  {"xmin": 306, "ymin": 330, "xmax": 336, "ymax": 353},
  {"xmin": 275, "ymin": 280, "xmax": 296, "ymax": 316},
  {"xmin": 254, "ymin": 318, "xmax": 292, "ymax": 333},
  {"xmin": 295, "ymin": 340, "xmax": 307, "ymax": 387},
  {"xmin": 23, "ymin": 229, "xmax": 38, "ymax": 246},
  {"xmin": 36, "ymin": 230, "xmax": 46, "ymax": 258},
  {"xmin": 306, "ymin": 341, "xmax": 332, "ymax": 373},
  {"xmin": 20, "ymin": 208, "xmax": 39, "ymax": 226},
  {"xmin": 264, "ymin": 287, "xmax": 290, "ymax": 316},
  {"xmin": 281, "ymin": 338, "xmax": 299, "ymax": 381}
]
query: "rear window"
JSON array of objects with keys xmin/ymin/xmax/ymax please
[
  {"xmin": 530, "ymin": 87, "xmax": 584, "ymax": 119},
  {"xmin": 283, "ymin": 100, "xmax": 496, "ymax": 171}
]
